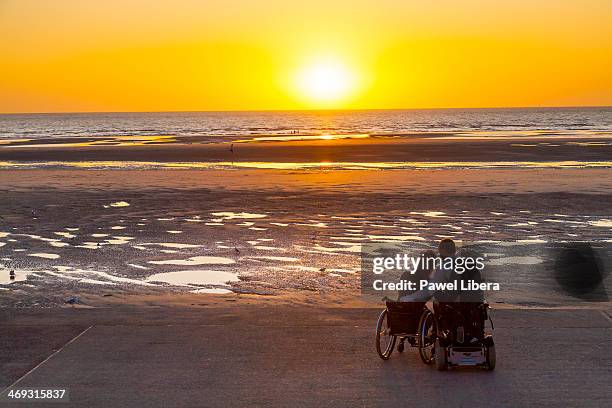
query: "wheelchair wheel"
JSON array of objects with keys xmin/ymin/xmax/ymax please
[
  {"xmin": 418, "ymin": 309, "xmax": 436, "ymax": 365},
  {"xmin": 375, "ymin": 309, "xmax": 396, "ymax": 360},
  {"xmin": 485, "ymin": 335, "xmax": 496, "ymax": 371},
  {"xmin": 434, "ymin": 338, "xmax": 448, "ymax": 371}
]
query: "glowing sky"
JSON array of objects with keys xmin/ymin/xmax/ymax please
[{"xmin": 1, "ymin": 0, "xmax": 611, "ymax": 112}]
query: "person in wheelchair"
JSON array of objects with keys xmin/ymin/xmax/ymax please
[
  {"xmin": 400, "ymin": 239, "xmax": 488, "ymax": 345},
  {"xmin": 394, "ymin": 249, "xmax": 436, "ymax": 351},
  {"xmin": 378, "ymin": 239, "xmax": 495, "ymax": 368},
  {"xmin": 399, "ymin": 238, "xmax": 458, "ymax": 303},
  {"xmin": 434, "ymin": 243, "xmax": 486, "ymax": 345},
  {"xmin": 397, "ymin": 249, "xmax": 437, "ymax": 300}
]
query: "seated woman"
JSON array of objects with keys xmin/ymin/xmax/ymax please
[
  {"xmin": 393, "ymin": 249, "xmax": 436, "ymax": 350},
  {"xmin": 399, "ymin": 238, "xmax": 458, "ymax": 303},
  {"xmin": 397, "ymin": 249, "xmax": 437, "ymax": 300}
]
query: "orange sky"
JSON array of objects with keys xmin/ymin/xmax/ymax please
[{"xmin": 1, "ymin": 0, "xmax": 611, "ymax": 113}]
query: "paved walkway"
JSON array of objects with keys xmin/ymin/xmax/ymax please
[{"xmin": 1, "ymin": 307, "xmax": 611, "ymax": 407}]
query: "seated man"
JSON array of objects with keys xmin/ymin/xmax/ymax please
[
  {"xmin": 401, "ymin": 239, "xmax": 487, "ymax": 344},
  {"xmin": 445, "ymin": 247, "xmax": 487, "ymax": 343}
]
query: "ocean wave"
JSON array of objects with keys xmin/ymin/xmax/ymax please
[
  {"xmin": 1, "ymin": 108, "xmax": 610, "ymax": 140},
  {"xmin": 2, "ymin": 160, "xmax": 612, "ymax": 171}
]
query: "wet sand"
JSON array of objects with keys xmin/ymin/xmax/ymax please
[
  {"xmin": 1, "ymin": 167, "xmax": 611, "ymax": 308},
  {"xmin": 2, "ymin": 167, "xmax": 612, "ymax": 193},
  {"xmin": 1, "ymin": 132, "xmax": 612, "ymax": 307},
  {"xmin": 1, "ymin": 133, "xmax": 612, "ymax": 164}
]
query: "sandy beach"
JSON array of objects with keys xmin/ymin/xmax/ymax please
[
  {"xmin": 2, "ymin": 135, "xmax": 612, "ymax": 309},
  {"xmin": 1, "ymin": 132, "xmax": 612, "ymax": 165}
]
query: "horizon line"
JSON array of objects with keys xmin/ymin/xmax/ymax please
[{"xmin": 1, "ymin": 105, "xmax": 611, "ymax": 116}]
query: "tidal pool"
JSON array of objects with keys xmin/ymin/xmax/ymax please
[
  {"xmin": 148, "ymin": 256, "xmax": 235, "ymax": 266},
  {"xmin": 146, "ymin": 270, "xmax": 239, "ymax": 286}
]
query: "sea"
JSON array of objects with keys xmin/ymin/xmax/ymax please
[{"xmin": 1, "ymin": 107, "xmax": 611, "ymax": 141}]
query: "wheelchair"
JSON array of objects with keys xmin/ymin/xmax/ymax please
[
  {"xmin": 423, "ymin": 301, "xmax": 496, "ymax": 370},
  {"xmin": 375, "ymin": 301, "xmax": 432, "ymax": 364},
  {"xmin": 376, "ymin": 300, "xmax": 496, "ymax": 370}
]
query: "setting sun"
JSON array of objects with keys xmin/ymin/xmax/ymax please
[{"xmin": 294, "ymin": 58, "xmax": 358, "ymax": 107}]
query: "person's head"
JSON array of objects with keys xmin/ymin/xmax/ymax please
[
  {"xmin": 418, "ymin": 249, "xmax": 437, "ymax": 279},
  {"xmin": 438, "ymin": 238, "xmax": 456, "ymax": 258}
]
